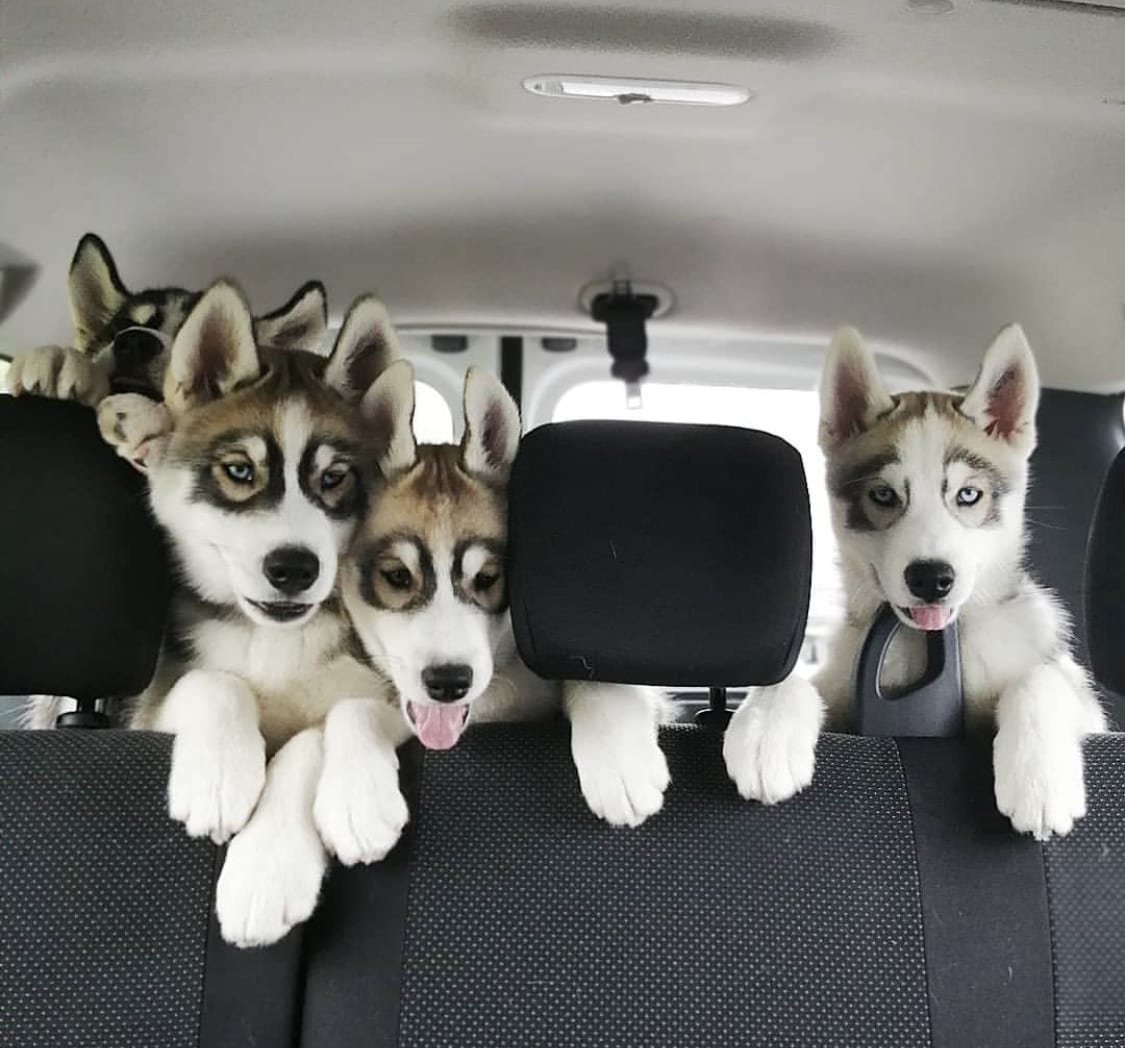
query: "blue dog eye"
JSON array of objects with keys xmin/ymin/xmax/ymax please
[
  {"xmin": 224, "ymin": 462, "xmax": 253, "ymax": 484},
  {"xmin": 869, "ymin": 485, "xmax": 897, "ymax": 507},
  {"xmin": 957, "ymin": 486, "xmax": 982, "ymax": 506}
]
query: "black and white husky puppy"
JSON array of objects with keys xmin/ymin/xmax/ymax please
[
  {"xmin": 725, "ymin": 324, "xmax": 1106, "ymax": 840},
  {"xmin": 86, "ymin": 280, "xmax": 402, "ymax": 946},
  {"xmin": 311, "ymin": 360, "xmax": 670, "ymax": 862},
  {"xmin": 8, "ymin": 233, "xmax": 326, "ymax": 404}
]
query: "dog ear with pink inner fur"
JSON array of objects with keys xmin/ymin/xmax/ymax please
[{"xmin": 818, "ymin": 326, "xmax": 895, "ymax": 450}]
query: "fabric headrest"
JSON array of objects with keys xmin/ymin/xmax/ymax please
[
  {"xmin": 0, "ymin": 396, "xmax": 169, "ymax": 700},
  {"xmin": 508, "ymin": 420, "xmax": 812, "ymax": 687},
  {"xmin": 1086, "ymin": 446, "xmax": 1125, "ymax": 694}
]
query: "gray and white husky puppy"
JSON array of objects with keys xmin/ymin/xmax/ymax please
[
  {"xmin": 80, "ymin": 280, "xmax": 402, "ymax": 947},
  {"xmin": 724, "ymin": 324, "xmax": 1106, "ymax": 840},
  {"xmin": 309, "ymin": 359, "xmax": 670, "ymax": 861},
  {"xmin": 8, "ymin": 232, "xmax": 326, "ymax": 404}
]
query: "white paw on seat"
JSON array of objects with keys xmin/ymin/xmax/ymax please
[
  {"xmin": 215, "ymin": 729, "xmax": 327, "ymax": 948},
  {"xmin": 566, "ymin": 683, "xmax": 670, "ymax": 828},
  {"xmin": 723, "ymin": 676, "xmax": 824, "ymax": 805},
  {"xmin": 314, "ymin": 699, "xmax": 409, "ymax": 866}
]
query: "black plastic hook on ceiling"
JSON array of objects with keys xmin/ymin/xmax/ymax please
[{"xmin": 590, "ymin": 279, "xmax": 658, "ymax": 385}]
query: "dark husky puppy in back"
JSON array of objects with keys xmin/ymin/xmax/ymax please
[{"xmin": 8, "ymin": 233, "xmax": 326, "ymax": 404}]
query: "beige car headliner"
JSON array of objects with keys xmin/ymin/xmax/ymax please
[{"xmin": 2, "ymin": 0, "xmax": 1124, "ymax": 391}]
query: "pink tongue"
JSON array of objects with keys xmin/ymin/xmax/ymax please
[
  {"xmin": 411, "ymin": 703, "xmax": 468, "ymax": 750},
  {"xmin": 908, "ymin": 605, "xmax": 953, "ymax": 631}
]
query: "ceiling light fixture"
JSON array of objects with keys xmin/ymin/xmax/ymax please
[
  {"xmin": 522, "ymin": 75, "xmax": 751, "ymax": 107},
  {"xmin": 905, "ymin": 0, "xmax": 955, "ymax": 13}
]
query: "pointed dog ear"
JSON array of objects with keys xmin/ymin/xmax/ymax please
[
  {"xmin": 163, "ymin": 280, "xmax": 261, "ymax": 414},
  {"xmin": 361, "ymin": 359, "xmax": 417, "ymax": 476},
  {"xmin": 325, "ymin": 295, "xmax": 401, "ymax": 402},
  {"xmin": 960, "ymin": 324, "xmax": 1040, "ymax": 454},
  {"xmin": 254, "ymin": 280, "xmax": 328, "ymax": 353},
  {"xmin": 69, "ymin": 234, "xmax": 130, "ymax": 352},
  {"xmin": 96, "ymin": 394, "xmax": 173, "ymax": 474},
  {"xmin": 461, "ymin": 367, "xmax": 520, "ymax": 479},
  {"xmin": 819, "ymin": 326, "xmax": 895, "ymax": 450}
]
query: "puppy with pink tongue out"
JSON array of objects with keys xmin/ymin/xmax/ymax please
[
  {"xmin": 326, "ymin": 362, "xmax": 670, "ymax": 853},
  {"xmin": 722, "ymin": 324, "xmax": 1105, "ymax": 842}
]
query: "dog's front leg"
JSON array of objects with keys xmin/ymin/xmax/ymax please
[
  {"xmin": 313, "ymin": 698, "xmax": 411, "ymax": 866},
  {"xmin": 8, "ymin": 345, "xmax": 110, "ymax": 406},
  {"xmin": 723, "ymin": 675, "xmax": 825, "ymax": 804},
  {"xmin": 993, "ymin": 660, "xmax": 1098, "ymax": 840},
  {"xmin": 216, "ymin": 727, "xmax": 328, "ymax": 948},
  {"xmin": 563, "ymin": 681, "xmax": 670, "ymax": 828},
  {"xmin": 155, "ymin": 669, "xmax": 266, "ymax": 843}
]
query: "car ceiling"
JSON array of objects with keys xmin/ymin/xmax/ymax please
[{"xmin": 2, "ymin": 0, "xmax": 1124, "ymax": 391}]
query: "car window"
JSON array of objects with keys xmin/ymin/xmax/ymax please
[
  {"xmin": 412, "ymin": 379, "xmax": 454, "ymax": 443},
  {"xmin": 552, "ymin": 380, "xmax": 842, "ymax": 674}
]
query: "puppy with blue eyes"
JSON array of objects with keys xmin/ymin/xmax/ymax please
[
  {"xmin": 85, "ymin": 279, "xmax": 405, "ymax": 947},
  {"xmin": 723, "ymin": 325, "xmax": 1107, "ymax": 840}
]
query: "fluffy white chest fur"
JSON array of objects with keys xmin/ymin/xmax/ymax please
[
  {"xmin": 135, "ymin": 604, "xmax": 389, "ymax": 752},
  {"xmin": 814, "ymin": 581, "xmax": 1106, "ymax": 736}
]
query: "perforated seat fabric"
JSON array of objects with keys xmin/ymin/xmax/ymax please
[
  {"xmin": 399, "ymin": 726, "xmax": 929, "ymax": 1048},
  {"xmin": 0, "ymin": 731, "xmax": 212, "ymax": 1048},
  {"xmin": 5, "ymin": 726, "xmax": 1125, "ymax": 1047},
  {"xmin": 1044, "ymin": 734, "xmax": 1125, "ymax": 1047},
  {"xmin": 301, "ymin": 723, "xmax": 1125, "ymax": 1048},
  {"xmin": 0, "ymin": 730, "xmax": 305, "ymax": 1048}
]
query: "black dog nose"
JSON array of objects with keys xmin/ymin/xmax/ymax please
[
  {"xmin": 904, "ymin": 560, "xmax": 956, "ymax": 602},
  {"xmin": 422, "ymin": 664, "xmax": 473, "ymax": 703},
  {"xmin": 263, "ymin": 546, "xmax": 320, "ymax": 596},
  {"xmin": 113, "ymin": 328, "xmax": 166, "ymax": 369}
]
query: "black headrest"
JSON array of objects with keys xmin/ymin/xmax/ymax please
[
  {"xmin": 508, "ymin": 421, "xmax": 812, "ymax": 687},
  {"xmin": 0, "ymin": 396, "xmax": 169, "ymax": 700},
  {"xmin": 1086, "ymin": 446, "xmax": 1125, "ymax": 694}
]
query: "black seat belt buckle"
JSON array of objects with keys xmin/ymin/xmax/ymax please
[{"xmin": 854, "ymin": 603, "xmax": 963, "ymax": 737}]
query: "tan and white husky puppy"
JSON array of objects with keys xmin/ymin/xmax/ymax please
[
  {"xmin": 90, "ymin": 280, "xmax": 403, "ymax": 947},
  {"xmin": 726, "ymin": 324, "xmax": 1106, "ymax": 840},
  {"xmin": 313, "ymin": 360, "xmax": 670, "ymax": 852}
]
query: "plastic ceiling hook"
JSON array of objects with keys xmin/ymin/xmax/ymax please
[{"xmin": 590, "ymin": 279, "xmax": 657, "ymax": 385}]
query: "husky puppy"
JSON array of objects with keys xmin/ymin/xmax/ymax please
[
  {"xmin": 86, "ymin": 280, "xmax": 402, "ymax": 947},
  {"xmin": 8, "ymin": 232, "xmax": 326, "ymax": 404},
  {"xmin": 728, "ymin": 324, "xmax": 1106, "ymax": 840},
  {"xmin": 316, "ymin": 360, "xmax": 670, "ymax": 842}
]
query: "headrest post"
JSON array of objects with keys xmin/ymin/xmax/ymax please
[
  {"xmin": 696, "ymin": 686, "xmax": 731, "ymax": 728},
  {"xmin": 56, "ymin": 698, "xmax": 111, "ymax": 730}
]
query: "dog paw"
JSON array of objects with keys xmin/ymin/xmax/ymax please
[
  {"xmin": 724, "ymin": 676, "xmax": 824, "ymax": 805},
  {"xmin": 994, "ymin": 727, "xmax": 1087, "ymax": 841},
  {"xmin": 216, "ymin": 819, "xmax": 327, "ymax": 948},
  {"xmin": 8, "ymin": 346, "xmax": 109, "ymax": 405},
  {"xmin": 568, "ymin": 685, "xmax": 670, "ymax": 827},
  {"xmin": 314, "ymin": 745, "xmax": 409, "ymax": 865},
  {"xmin": 168, "ymin": 727, "xmax": 266, "ymax": 844}
]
